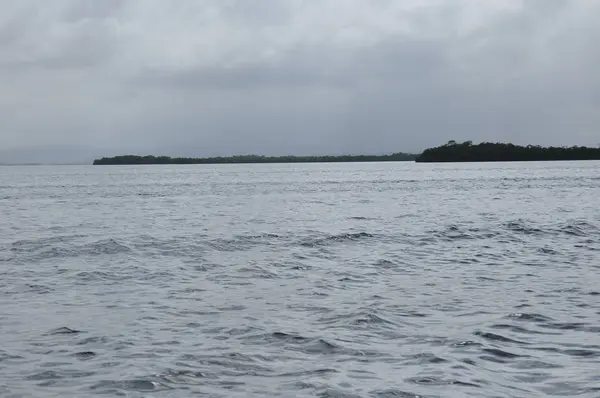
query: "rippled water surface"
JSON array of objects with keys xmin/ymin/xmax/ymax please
[{"xmin": 1, "ymin": 161, "xmax": 600, "ymax": 397}]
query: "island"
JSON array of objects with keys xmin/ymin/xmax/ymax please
[
  {"xmin": 415, "ymin": 141, "xmax": 600, "ymax": 163},
  {"xmin": 92, "ymin": 141, "xmax": 600, "ymax": 165},
  {"xmin": 93, "ymin": 152, "xmax": 418, "ymax": 165}
]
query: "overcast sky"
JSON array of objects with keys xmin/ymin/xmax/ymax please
[{"xmin": 1, "ymin": 0, "xmax": 598, "ymax": 160}]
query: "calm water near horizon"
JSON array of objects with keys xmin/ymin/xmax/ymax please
[{"xmin": 1, "ymin": 161, "xmax": 599, "ymax": 397}]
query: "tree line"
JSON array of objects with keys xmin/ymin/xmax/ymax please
[
  {"xmin": 93, "ymin": 153, "xmax": 418, "ymax": 165},
  {"xmin": 415, "ymin": 140, "xmax": 600, "ymax": 162},
  {"xmin": 92, "ymin": 141, "xmax": 600, "ymax": 165}
]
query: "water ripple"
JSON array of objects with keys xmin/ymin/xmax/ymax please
[{"xmin": 1, "ymin": 162, "xmax": 599, "ymax": 397}]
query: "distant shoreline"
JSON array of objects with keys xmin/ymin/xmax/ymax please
[
  {"xmin": 415, "ymin": 141, "xmax": 600, "ymax": 163},
  {"xmin": 92, "ymin": 153, "xmax": 418, "ymax": 165},
  {"xmin": 76, "ymin": 142, "xmax": 600, "ymax": 165}
]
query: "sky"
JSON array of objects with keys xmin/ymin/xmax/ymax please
[{"xmin": 0, "ymin": 0, "xmax": 599, "ymax": 162}]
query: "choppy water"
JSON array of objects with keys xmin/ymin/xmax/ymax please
[{"xmin": 1, "ymin": 161, "xmax": 600, "ymax": 397}]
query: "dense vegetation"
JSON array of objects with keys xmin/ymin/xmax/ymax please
[
  {"xmin": 92, "ymin": 141, "xmax": 600, "ymax": 165},
  {"xmin": 93, "ymin": 152, "xmax": 417, "ymax": 165},
  {"xmin": 415, "ymin": 141, "xmax": 600, "ymax": 163}
]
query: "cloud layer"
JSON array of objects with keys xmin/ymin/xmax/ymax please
[{"xmin": 1, "ymin": 0, "xmax": 598, "ymax": 159}]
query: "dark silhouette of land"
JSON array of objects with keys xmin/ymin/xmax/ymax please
[
  {"xmin": 415, "ymin": 141, "xmax": 600, "ymax": 163},
  {"xmin": 92, "ymin": 141, "xmax": 600, "ymax": 165},
  {"xmin": 93, "ymin": 152, "xmax": 418, "ymax": 165}
]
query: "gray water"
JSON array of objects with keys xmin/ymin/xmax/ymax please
[{"xmin": 1, "ymin": 161, "xmax": 599, "ymax": 398}]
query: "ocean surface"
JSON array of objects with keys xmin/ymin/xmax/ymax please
[{"xmin": 1, "ymin": 161, "xmax": 599, "ymax": 398}]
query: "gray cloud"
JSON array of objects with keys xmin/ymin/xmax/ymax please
[{"xmin": 0, "ymin": 0, "xmax": 598, "ymax": 162}]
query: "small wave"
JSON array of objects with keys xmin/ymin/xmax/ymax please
[
  {"xmin": 277, "ymin": 368, "xmax": 339, "ymax": 377},
  {"xmin": 90, "ymin": 379, "xmax": 172, "ymax": 393},
  {"xmin": 556, "ymin": 220, "xmax": 598, "ymax": 236},
  {"xmin": 405, "ymin": 376, "xmax": 481, "ymax": 388},
  {"xmin": 26, "ymin": 369, "xmax": 95, "ymax": 381},
  {"xmin": 298, "ymin": 339, "xmax": 340, "ymax": 355},
  {"xmin": 510, "ymin": 359, "xmax": 563, "ymax": 369},
  {"xmin": 372, "ymin": 389, "xmax": 425, "ymax": 398},
  {"xmin": 538, "ymin": 247, "xmax": 559, "ymax": 254},
  {"xmin": 136, "ymin": 192, "xmax": 171, "ymax": 197},
  {"xmin": 299, "ymin": 232, "xmax": 375, "ymax": 247},
  {"xmin": 0, "ymin": 351, "xmax": 23, "ymax": 362},
  {"xmin": 72, "ymin": 351, "xmax": 97, "ymax": 360},
  {"xmin": 429, "ymin": 225, "xmax": 475, "ymax": 241},
  {"xmin": 207, "ymin": 233, "xmax": 282, "ymax": 252},
  {"xmin": 490, "ymin": 324, "xmax": 556, "ymax": 335},
  {"xmin": 237, "ymin": 265, "xmax": 280, "ymax": 279},
  {"xmin": 259, "ymin": 332, "xmax": 341, "ymax": 355},
  {"xmin": 46, "ymin": 327, "xmax": 83, "ymax": 335},
  {"xmin": 562, "ymin": 349, "xmax": 600, "ymax": 358},
  {"xmin": 73, "ymin": 271, "xmax": 124, "ymax": 283},
  {"xmin": 452, "ymin": 340, "xmax": 482, "ymax": 348},
  {"xmin": 503, "ymin": 219, "xmax": 599, "ymax": 239},
  {"xmin": 473, "ymin": 331, "xmax": 529, "ymax": 344},
  {"xmin": 177, "ymin": 353, "xmax": 273, "ymax": 374},
  {"xmin": 506, "ymin": 313, "xmax": 555, "ymax": 322},
  {"xmin": 428, "ymin": 224, "xmax": 500, "ymax": 241},
  {"xmin": 538, "ymin": 322, "xmax": 588, "ymax": 331},
  {"xmin": 319, "ymin": 310, "xmax": 397, "ymax": 328},
  {"xmin": 159, "ymin": 368, "xmax": 219, "ymax": 384},
  {"xmin": 244, "ymin": 332, "xmax": 383, "ymax": 358},
  {"xmin": 373, "ymin": 259, "xmax": 397, "ymax": 269},
  {"xmin": 10, "ymin": 235, "xmax": 87, "ymax": 252},
  {"xmin": 7, "ymin": 283, "xmax": 55, "ymax": 295},
  {"xmin": 270, "ymin": 331, "xmax": 312, "ymax": 343},
  {"xmin": 397, "ymin": 311, "xmax": 429, "ymax": 318},
  {"xmin": 10, "ymin": 237, "xmax": 133, "ymax": 263},
  {"xmin": 403, "ymin": 352, "xmax": 448, "ymax": 365},
  {"xmin": 81, "ymin": 238, "xmax": 133, "ymax": 255},
  {"xmin": 481, "ymin": 348, "xmax": 526, "ymax": 359},
  {"xmin": 316, "ymin": 387, "xmax": 363, "ymax": 398},
  {"xmin": 504, "ymin": 220, "xmax": 546, "ymax": 235}
]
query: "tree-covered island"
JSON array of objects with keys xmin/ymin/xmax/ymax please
[
  {"xmin": 93, "ymin": 152, "xmax": 418, "ymax": 165},
  {"xmin": 92, "ymin": 141, "xmax": 600, "ymax": 165},
  {"xmin": 415, "ymin": 141, "xmax": 600, "ymax": 163}
]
